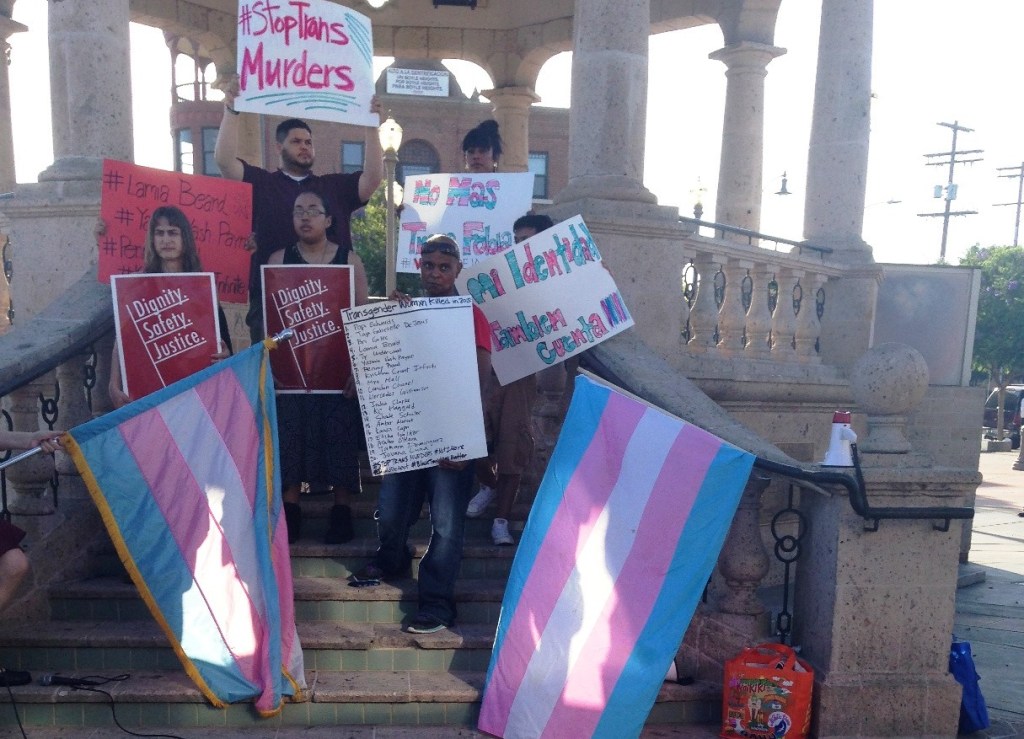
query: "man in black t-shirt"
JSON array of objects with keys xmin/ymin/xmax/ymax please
[{"xmin": 214, "ymin": 77, "xmax": 383, "ymax": 342}]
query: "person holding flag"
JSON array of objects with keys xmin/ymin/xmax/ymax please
[{"xmin": 0, "ymin": 430, "xmax": 63, "ymax": 613}]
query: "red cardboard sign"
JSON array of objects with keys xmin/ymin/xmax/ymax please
[
  {"xmin": 111, "ymin": 274, "xmax": 222, "ymax": 400},
  {"xmin": 262, "ymin": 265, "xmax": 354, "ymax": 392},
  {"xmin": 98, "ymin": 159, "xmax": 253, "ymax": 304}
]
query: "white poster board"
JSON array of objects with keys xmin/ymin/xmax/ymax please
[
  {"xmin": 341, "ymin": 297, "xmax": 487, "ymax": 475},
  {"xmin": 397, "ymin": 172, "xmax": 535, "ymax": 273},
  {"xmin": 455, "ymin": 215, "xmax": 634, "ymax": 385},
  {"xmin": 234, "ymin": 0, "xmax": 377, "ymax": 127}
]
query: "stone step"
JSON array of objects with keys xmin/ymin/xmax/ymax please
[
  {"xmin": 0, "ymin": 668, "xmax": 720, "ymax": 730},
  {"xmin": 47, "ymin": 575, "xmax": 508, "ymax": 625},
  {"xmin": 0, "ymin": 620, "xmax": 497, "ymax": 675},
  {"xmin": 6, "ymin": 726, "xmax": 721, "ymax": 738},
  {"xmin": 289, "ymin": 538, "xmax": 518, "ymax": 581}
]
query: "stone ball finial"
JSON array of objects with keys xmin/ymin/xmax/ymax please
[{"xmin": 850, "ymin": 342, "xmax": 929, "ymax": 453}]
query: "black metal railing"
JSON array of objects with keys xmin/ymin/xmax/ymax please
[{"xmin": 680, "ymin": 217, "xmax": 834, "ymax": 258}]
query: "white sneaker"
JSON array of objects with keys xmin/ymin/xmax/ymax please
[
  {"xmin": 492, "ymin": 518, "xmax": 514, "ymax": 546},
  {"xmin": 467, "ymin": 486, "xmax": 496, "ymax": 518}
]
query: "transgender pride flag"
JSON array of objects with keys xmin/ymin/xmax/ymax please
[
  {"xmin": 478, "ymin": 375, "xmax": 754, "ymax": 739},
  {"xmin": 65, "ymin": 341, "xmax": 304, "ymax": 716}
]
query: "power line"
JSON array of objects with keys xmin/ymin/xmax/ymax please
[
  {"xmin": 917, "ymin": 120, "xmax": 982, "ymax": 261},
  {"xmin": 995, "ymin": 162, "xmax": 1024, "ymax": 247}
]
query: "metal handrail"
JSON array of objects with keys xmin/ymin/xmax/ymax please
[{"xmin": 680, "ymin": 217, "xmax": 834, "ymax": 257}]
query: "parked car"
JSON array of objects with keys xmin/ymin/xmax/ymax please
[{"xmin": 983, "ymin": 385, "xmax": 1023, "ymax": 449}]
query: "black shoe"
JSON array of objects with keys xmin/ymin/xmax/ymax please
[
  {"xmin": 324, "ymin": 504, "xmax": 354, "ymax": 544},
  {"xmin": 404, "ymin": 613, "xmax": 447, "ymax": 634},
  {"xmin": 284, "ymin": 502, "xmax": 302, "ymax": 543}
]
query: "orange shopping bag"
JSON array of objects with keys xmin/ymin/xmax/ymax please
[{"xmin": 720, "ymin": 642, "xmax": 813, "ymax": 739}]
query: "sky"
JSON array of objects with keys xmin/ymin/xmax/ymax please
[{"xmin": 8, "ymin": 1, "xmax": 1024, "ymax": 266}]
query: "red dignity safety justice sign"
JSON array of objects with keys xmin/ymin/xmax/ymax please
[
  {"xmin": 111, "ymin": 273, "xmax": 221, "ymax": 400},
  {"xmin": 262, "ymin": 264, "xmax": 354, "ymax": 392}
]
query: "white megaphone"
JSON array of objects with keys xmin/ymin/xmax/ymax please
[{"xmin": 822, "ymin": 410, "xmax": 857, "ymax": 466}]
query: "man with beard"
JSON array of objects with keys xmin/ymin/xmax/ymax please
[{"xmin": 214, "ymin": 77, "xmax": 383, "ymax": 343}]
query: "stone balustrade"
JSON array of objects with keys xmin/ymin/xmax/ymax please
[{"xmin": 678, "ymin": 220, "xmax": 842, "ymax": 366}]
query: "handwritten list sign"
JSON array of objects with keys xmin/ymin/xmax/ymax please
[
  {"xmin": 341, "ymin": 297, "xmax": 487, "ymax": 475},
  {"xmin": 235, "ymin": 0, "xmax": 377, "ymax": 126},
  {"xmin": 111, "ymin": 274, "xmax": 221, "ymax": 399},
  {"xmin": 454, "ymin": 215, "xmax": 634, "ymax": 385},
  {"xmin": 397, "ymin": 172, "xmax": 534, "ymax": 273},
  {"xmin": 262, "ymin": 264, "xmax": 354, "ymax": 392},
  {"xmin": 99, "ymin": 159, "xmax": 253, "ymax": 304}
]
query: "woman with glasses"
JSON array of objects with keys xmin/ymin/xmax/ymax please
[{"xmin": 266, "ymin": 191, "xmax": 369, "ymax": 545}]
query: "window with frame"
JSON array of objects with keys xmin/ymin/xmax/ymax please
[
  {"xmin": 529, "ymin": 152, "xmax": 549, "ymax": 199},
  {"xmin": 175, "ymin": 129, "xmax": 194, "ymax": 174},
  {"xmin": 202, "ymin": 127, "xmax": 221, "ymax": 176},
  {"xmin": 397, "ymin": 139, "xmax": 441, "ymax": 185},
  {"xmin": 341, "ymin": 141, "xmax": 365, "ymax": 174}
]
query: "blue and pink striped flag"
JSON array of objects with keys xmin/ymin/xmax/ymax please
[
  {"xmin": 478, "ymin": 375, "xmax": 754, "ymax": 739},
  {"xmin": 66, "ymin": 341, "xmax": 304, "ymax": 716}
]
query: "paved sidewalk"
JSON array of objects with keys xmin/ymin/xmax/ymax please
[{"xmin": 956, "ymin": 449, "xmax": 1024, "ymax": 738}]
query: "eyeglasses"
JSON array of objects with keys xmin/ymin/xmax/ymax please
[{"xmin": 293, "ymin": 207, "xmax": 326, "ymax": 218}]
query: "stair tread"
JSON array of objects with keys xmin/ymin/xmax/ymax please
[
  {"xmin": 49, "ymin": 575, "xmax": 509, "ymax": 604},
  {"xmin": 0, "ymin": 620, "xmax": 498, "ymax": 650},
  {"xmin": 0, "ymin": 668, "xmax": 719, "ymax": 706}
]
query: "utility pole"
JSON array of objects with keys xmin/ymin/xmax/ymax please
[
  {"xmin": 995, "ymin": 162, "xmax": 1024, "ymax": 247},
  {"xmin": 917, "ymin": 121, "xmax": 982, "ymax": 261}
]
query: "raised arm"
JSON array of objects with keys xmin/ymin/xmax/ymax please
[
  {"xmin": 358, "ymin": 96, "xmax": 384, "ymax": 202},
  {"xmin": 214, "ymin": 75, "xmax": 245, "ymax": 182}
]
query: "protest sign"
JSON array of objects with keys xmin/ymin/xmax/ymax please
[
  {"xmin": 341, "ymin": 297, "xmax": 487, "ymax": 475},
  {"xmin": 262, "ymin": 264, "xmax": 354, "ymax": 392},
  {"xmin": 111, "ymin": 273, "xmax": 221, "ymax": 400},
  {"xmin": 397, "ymin": 172, "xmax": 534, "ymax": 273},
  {"xmin": 234, "ymin": 0, "xmax": 377, "ymax": 127},
  {"xmin": 98, "ymin": 160, "xmax": 252, "ymax": 304},
  {"xmin": 455, "ymin": 215, "xmax": 634, "ymax": 385}
]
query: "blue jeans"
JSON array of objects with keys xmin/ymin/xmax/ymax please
[{"xmin": 373, "ymin": 464, "xmax": 474, "ymax": 625}]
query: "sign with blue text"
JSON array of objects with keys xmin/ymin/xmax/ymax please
[
  {"xmin": 397, "ymin": 172, "xmax": 535, "ymax": 273},
  {"xmin": 234, "ymin": 0, "xmax": 377, "ymax": 126},
  {"xmin": 455, "ymin": 215, "xmax": 633, "ymax": 385}
]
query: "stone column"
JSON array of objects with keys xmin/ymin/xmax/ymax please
[
  {"xmin": 803, "ymin": 0, "xmax": 873, "ymax": 258},
  {"xmin": 554, "ymin": 0, "xmax": 656, "ymax": 204},
  {"xmin": 5, "ymin": 0, "xmax": 132, "ymax": 321},
  {"xmin": 709, "ymin": 42, "xmax": 784, "ymax": 234},
  {"xmin": 46, "ymin": 0, "xmax": 133, "ymax": 170},
  {"xmin": 795, "ymin": 343, "xmax": 968, "ymax": 736},
  {"xmin": 0, "ymin": 16, "xmax": 27, "ymax": 193},
  {"xmin": 483, "ymin": 86, "xmax": 538, "ymax": 174},
  {"xmin": 0, "ymin": 17, "xmax": 28, "ymax": 335}
]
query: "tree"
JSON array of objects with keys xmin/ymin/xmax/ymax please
[
  {"xmin": 960, "ymin": 244, "xmax": 1024, "ymax": 439},
  {"xmin": 351, "ymin": 186, "xmax": 420, "ymax": 298}
]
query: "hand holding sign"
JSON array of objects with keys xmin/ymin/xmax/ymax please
[{"xmin": 234, "ymin": 0, "xmax": 377, "ymax": 127}]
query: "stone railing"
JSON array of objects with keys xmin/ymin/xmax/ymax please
[{"xmin": 677, "ymin": 218, "xmax": 844, "ymax": 365}]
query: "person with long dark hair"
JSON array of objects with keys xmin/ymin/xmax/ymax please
[{"xmin": 108, "ymin": 206, "xmax": 232, "ymax": 408}]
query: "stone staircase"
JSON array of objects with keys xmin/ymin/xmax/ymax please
[{"xmin": 0, "ymin": 491, "xmax": 722, "ymax": 735}]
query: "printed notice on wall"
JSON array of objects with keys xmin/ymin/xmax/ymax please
[
  {"xmin": 262, "ymin": 264, "xmax": 354, "ymax": 393},
  {"xmin": 234, "ymin": 0, "xmax": 377, "ymax": 126},
  {"xmin": 111, "ymin": 273, "xmax": 221, "ymax": 400},
  {"xmin": 397, "ymin": 172, "xmax": 534, "ymax": 273},
  {"xmin": 385, "ymin": 67, "xmax": 449, "ymax": 97},
  {"xmin": 341, "ymin": 297, "xmax": 486, "ymax": 475}
]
